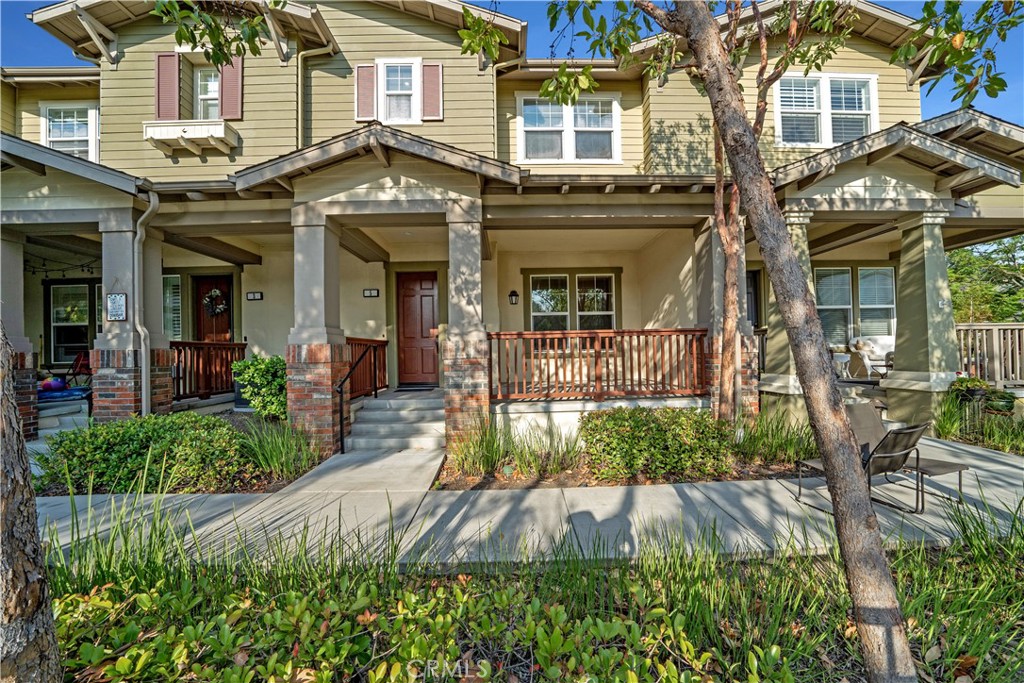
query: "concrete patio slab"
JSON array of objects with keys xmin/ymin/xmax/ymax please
[{"xmin": 282, "ymin": 448, "xmax": 444, "ymax": 494}]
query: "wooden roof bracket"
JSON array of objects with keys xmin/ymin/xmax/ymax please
[
  {"xmin": 261, "ymin": 2, "xmax": 291, "ymax": 63},
  {"xmin": 75, "ymin": 6, "xmax": 119, "ymax": 67}
]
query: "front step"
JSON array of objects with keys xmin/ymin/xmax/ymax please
[
  {"xmin": 347, "ymin": 392, "xmax": 446, "ymax": 451},
  {"xmin": 355, "ymin": 408, "xmax": 444, "ymax": 424},
  {"xmin": 350, "ymin": 421, "xmax": 444, "ymax": 438},
  {"xmin": 347, "ymin": 435, "xmax": 446, "ymax": 451},
  {"xmin": 358, "ymin": 397, "xmax": 444, "ymax": 411}
]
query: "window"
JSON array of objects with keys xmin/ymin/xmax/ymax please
[
  {"xmin": 858, "ymin": 267, "xmax": 895, "ymax": 336},
  {"xmin": 51, "ymin": 285, "xmax": 90, "ymax": 363},
  {"xmin": 814, "ymin": 268, "xmax": 852, "ymax": 346},
  {"xmin": 375, "ymin": 58, "xmax": 422, "ymax": 124},
  {"xmin": 518, "ymin": 94, "xmax": 621, "ymax": 163},
  {"xmin": 775, "ymin": 74, "xmax": 877, "ymax": 147},
  {"xmin": 195, "ymin": 67, "xmax": 220, "ymax": 119},
  {"xmin": 577, "ymin": 275, "xmax": 615, "ymax": 329},
  {"xmin": 163, "ymin": 275, "xmax": 182, "ymax": 341},
  {"xmin": 41, "ymin": 102, "xmax": 99, "ymax": 161},
  {"xmin": 530, "ymin": 275, "xmax": 569, "ymax": 331}
]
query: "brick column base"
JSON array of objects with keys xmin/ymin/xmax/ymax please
[
  {"xmin": 151, "ymin": 348, "xmax": 174, "ymax": 415},
  {"xmin": 704, "ymin": 334, "xmax": 760, "ymax": 419},
  {"xmin": 443, "ymin": 335, "xmax": 490, "ymax": 446},
  {"xmin": 13, "ymin": 351, "xmax": 38, "ymax": 441},
  {"xmin": 90, "ymin": 349, "xmax": 142, "ymax": 421},
  {"xmin": 286, "ymin": 342, "xmax": 349, "ymax": 456}
]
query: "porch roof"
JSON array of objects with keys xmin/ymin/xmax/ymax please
[
  {"xmin": 773, "ymin": 122, "xmax": 1022, "ymax": 198},
  {"xmin": 232, "ymin": 122, "xmax": 527, "ymax": 191},
  {"xmin": 914, "ymin": 109, "xmax": 1024, "ymax": 165},
  {"xmin": 0, "ymin": 132, "xmax": 150, "ymax": 196}
]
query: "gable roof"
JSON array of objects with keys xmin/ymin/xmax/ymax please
[
  {"xmin": 914, "ymin": 109, "xmax": 1024, "ymax": 165},
  {"xmin": 1, "ymin": 66, "xmax": 100, "ymax": 86},
  {"xmin": 773, "ymin": 122, "xmax": 1021, "ymax": 197},
  {"xmin": 0, "ymin": 132, "xmax": 149, "ymax": 195},
  {"xmin": 232, "ymin": 122, "xmax": 526, "ymax": 190}
]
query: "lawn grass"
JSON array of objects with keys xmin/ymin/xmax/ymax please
[{"xmin": 46, "ymin": 492, "xmax": 1024, "ymax": 682}]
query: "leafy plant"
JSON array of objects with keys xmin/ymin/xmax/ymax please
[
  {"xmin": 509, "ymin": 421, "xmax": 583, "ymax": 477},
  {"xmin": 986, "ymin": 389, "xmax": 1018, "ymax": 413},
  {"xmin": 950, "ymin": 375, "xmax": 989, "ymax": 391},
  {"xmin": 241, "ymin": 419, "xmax": 319, "ymax": 481},
  {"xmin": 37, "ymin": 412, "xmax": 251, "ymax": 494},
  {"xmin": 232, "ymin": 354, "xmax": 288, "ymax": 420},
  {"xmin": 736, "ymin": 409, "xmax": 818, "ymax": 465},
  {"xmin": 447, "ymin": 416, "xmax": 513, "ymax": 476},
  {"xmin": 933, "ymin": 391, "xmax": 965, "ymax": 441}
]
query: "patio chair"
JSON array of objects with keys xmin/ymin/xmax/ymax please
[{"xmin": 48, "ymin": 351, "xmax": 93, "ymax": 387}]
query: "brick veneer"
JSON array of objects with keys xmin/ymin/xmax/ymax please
[
  {"xmin": 704, "ymin": 333, "xmax": 760, "ymax": 418},
  {"xmin": 442, "ymin": 335, "xmax": 490, "ymax": 445},
  {"xmin": 151, "ymin": 348, "xmax": 174, "ymax": 416},
  {"xmin": 286, "ymin": 342, "xmax": 350, "ymax": 456},
  {"xmin": 89, "ymin": 348, "xmax": 173, "ymax": 422},
  {"xmin": 13, "ymin": 351, "xmax": 38, "ymax": 441}
]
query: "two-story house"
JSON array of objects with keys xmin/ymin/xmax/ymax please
[{"xmin": 2, "ymin": 0, "xmax": 1022, "ymax": 454}]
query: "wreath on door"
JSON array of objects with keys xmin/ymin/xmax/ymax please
[{"xmin": 202, "ymin": 288, "xmax": 229, "ymax": 317}]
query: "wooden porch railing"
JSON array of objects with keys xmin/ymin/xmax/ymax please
[
  {"xmin": 488, "ymin": 328, "xmax": 708, "ymax": 401},
  {"xmin": 955, "ymin": 323, "xmax": 1024, "ymax": 389},
  {"xmin": 170, "ymin": 341, "xmax": 248, "ymax": 401},
  {"xmin": 345, "ymin": 337, "xmax": 388, "ymax": 399}
]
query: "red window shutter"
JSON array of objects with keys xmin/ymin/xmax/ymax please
[
  {"xmin": 154, "ymin": 53, "xmax": 180, "ymax": 120},
  {"xmin": 422, "ymin": 63, "xmax": 443, "ymax": 121},
  {"xmin": 220, "ymin": 55, "xmax": 244, "ymax": 120},
  {"xmin": 355, "ymin": 64, "xmax": 376, "ymax": 122}
]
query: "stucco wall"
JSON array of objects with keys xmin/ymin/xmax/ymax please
[{"xmin": 637, "ymin": 229, "xmax": 698, "ymax": 329}]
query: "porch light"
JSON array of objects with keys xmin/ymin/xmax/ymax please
[{"xmin": 508, "ymin": 290, "xmax": 520, "ymax": 305}]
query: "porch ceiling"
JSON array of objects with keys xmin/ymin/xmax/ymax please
[{"xmin": 491, "ymin": 228, "xmax": 666, "ymax": 253}]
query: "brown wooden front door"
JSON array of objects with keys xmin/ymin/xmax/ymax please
[
  {"xmin": 397, "ymin": 271, "xmax": 439, "ymax": 385},
  {"xmin": 193, "ymin": 275, "xmax": 233, "ymax": 342}
]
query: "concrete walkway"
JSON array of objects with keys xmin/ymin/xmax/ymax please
[{"xmin": 36, "ymin": 437, "xmax": 1023, "ymax": 564}]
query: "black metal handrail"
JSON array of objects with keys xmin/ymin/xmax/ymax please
[{"xmin": 335, "ymin": 343, "xmax": 380, "ymax": 454}]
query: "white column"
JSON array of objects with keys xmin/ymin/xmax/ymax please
[
  {"xmin": 288, "ymin": 220, "xmax": 345, "ymax": 345},
  {"xmin": 0, "ymin": 231, "xmax": 33, "ymax": 354},
  {"xmin": 96, "ymin": 210, "xmax": 140, "ymax": 350}
]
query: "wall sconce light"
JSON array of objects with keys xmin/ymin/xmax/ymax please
[{"xmin": 508, "ymin": 290, "xmax": 520, "ymax": 305}]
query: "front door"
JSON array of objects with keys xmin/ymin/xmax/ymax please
[
  {"xmin": 397, "ymin": 271, "xmax": 439, "ymax": 385},
  {"xmin": 193, "ymin": 275, "xmax": 233, "ymax": 342}
]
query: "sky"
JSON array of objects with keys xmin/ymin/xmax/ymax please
[{"xmin": 1, "ymin": 0, "xmax": 1022, "ymax": 123}]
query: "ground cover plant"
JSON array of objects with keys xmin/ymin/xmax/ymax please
[
  {"xmin": 440, "ymin": 408, "xmax": 816, "ymax": 489},
  {"xmin": 933, "ymin": 390, "xmax": 1024, "ymax": 455},
  {"xmin": 47, "ymin": 496, "xmax": 1024, "ymax": 682}
]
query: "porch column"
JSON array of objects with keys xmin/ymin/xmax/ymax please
[
  {"xmin": 881, "ymin": 211, "xmax": 959, "ymax": 424},
  {"xmin": 444, "ymin": 199, "xmax": 489, "ymax": 444},
  {"xmin": 760, "ymin": 208, "xmax": 814, "ymax": 415},
  {"xmin": 91, "ymin": 210, "xmax": 144, "ymax": 421},
  {"xmin": 286, "ymin": 214, "xmax": 349, "ymax": 455},
  {"xmin": 695, "ymin": 220, "xmax": 724, "ymax": 411},
  {"xmin": 144, "ymin": 229, "xmax": 173, "ymax": 415},
  {"xmin": 2, "ymin": 231, "xmax": 38, "ymax": 440}
]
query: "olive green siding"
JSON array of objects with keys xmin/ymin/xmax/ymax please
[
  {"xmin": 307, "ymin": 1, "xmax": 495, "ymax": 156},
  {"xmin": 645, "ymin": 34, "xmax": 921, "ymax": 174},
  {"xmin": 495, "ymin": 78, "xmax": 645, "ymax": 173},
  {"xmin": 97, "ymin": 16, "xmax": 298, "ymax": 180},
  {"xmin": 1, "ymin": 82, "xmax": 15, "ymax": 134},
  {"xmin": 12, "ymin": 84, "xmax": 99, "ymax": 144}
]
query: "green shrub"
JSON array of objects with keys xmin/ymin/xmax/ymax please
[
  {"xmin": 241, "ymin": 419, "xmax": 319, "ymax": 480},
  {"xmin": 448, "ymin": 416, "xmax": 512, "ymax": 476},
  {"xmin": 976, "ymin": 413, "xmax": 1024, "ymax": 455},
  {"xmin": 986, "ymin": 389, "xmax": 1018, "ymax": 413},
  {"xmin": 38, "ymin": 412, "xmax": 251, "ymax": 494},
  {"xmin": 509, "ymin": 421, "xmax": 583, "ymax": 476},
  {"xmin": 578, "ymin": 407, "xmax": 734, "ymax": 481},
  {"xmin": 735, "ymin": 409, "xmax": 818, "ymax": 465},
  {"xmin": 231, "ymin": 355, "xmax": 287, "ymax": 420},
  {"xmin": 933, "ymin": 391, "xmax": 965, "ymax": 440}
]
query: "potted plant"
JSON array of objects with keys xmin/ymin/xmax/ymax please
[
  {"xmin": 950, "ymin": 375, "xmax": 989, "ymax": 402},
  {"xmin": 985, "ymin": 389, "xmax": 1017, "ymax": 414}
]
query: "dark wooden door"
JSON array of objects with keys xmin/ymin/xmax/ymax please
[
  {"xmin": 193, "ymin": 275, "xmax": 233, "ymax": 342},
  {"xmin": 397, "ymin": 271, "xmax": 439, "ymax": 385}
]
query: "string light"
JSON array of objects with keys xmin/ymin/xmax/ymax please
[{"xmin": 23, "ymin": 255, "xmax": 100, "ymax": 278}]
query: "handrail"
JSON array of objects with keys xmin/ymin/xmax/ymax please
[
  {"xmin": 170, "ymin": 340, "xmax": 247, "ymax": 401},
  {"xmin": 334, "ymin": 338, "xmax": 386, "ymax": 454}
]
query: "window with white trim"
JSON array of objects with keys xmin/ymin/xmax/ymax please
[
  {"xmin": 195, "ymin": 67, "xmax": 220, "ymax": 119},
  {"xmin": 775, "ymin": 74, "xmax": 877, "ymax": 146},
  {"xmin": 530, "ymin": 275, "xmax": 569, "ymax": 331},
  {"xmin": 376, "ymin": 58, "xmax": 422, "ymax": 125},
  {"xmin": 576, "ymin": 274, "xmax": 615, "ymax": 330},
  {"xmin": 162, "ymin": 275, "xmax": 182, "ymax": 341},
  {"xmin": 41, "ymin": 102, "xmax": 99, "ymax": 161},
  {"xmin": 50, "ymin": 284, "xmax": 90, "ymax": 364},
  {"xmin": 814, "ymin": 268, "xmax": 852, "ymax": 346},
  {"xmin": 518, "ymin": 94, "xmax": 621, "ymax": 163},
  {"xmin": 858, "ymin": 267, "xmax": 895, "ymax": 336}
]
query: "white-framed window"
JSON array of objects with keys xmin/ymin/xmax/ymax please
[
  {"xmin": 814, "ymin": 267, "xmax": 852, "ymax": 346},
  {"xmin": 774, "ymin": 74, "xmax": 878, "ymax": 147},
  {"xmin": 530, "ymin": 275, "xmax": 570, "ymax": 331},
  {"xmin": 517, "ymin": 93, "xmax": 621, "ymax": 163},
  {"xmin": 195, "ymin": 67, "xmax": 220, "ymax": 119},
  {"xmin": 50, "ymin": 284, "xmax": 90, "ymax": 364},
  {"xmin": 858, "ymin": 267, "xmax": 895, "ymax": 336},
  {"xmin": 162, "ymin": 275, "xmax": 182, "ymax": 341},
  {"xmin": 376, "ymin": 57, "xmax": 422, "ymax": 125},
  {"xmin": 40, "ymin": 101, "xmax": 99, "ymax": 162},
  {"xmin": 576, "ymin": 274, "xmax": 615, "ymax": 330}
]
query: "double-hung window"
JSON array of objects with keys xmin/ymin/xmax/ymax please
[
  {"xmin": 195, "ymin": 67, "xmax": 220, "ymax": 119},
  {"xmin": 577, "ymin": 275, "xmax": 615, "ymax": 329},
  {"xmin": 50, "ymin": 284, "xmax": 91, "ymax": 364},
  {"xmin": 41, "ymin": 102, "xmax": 99, "ymax": 161},
  {"xmin": 528, "ymin": 273, "xmax": 618, "ymax": 331},
  {"xmin": 518, "ymin": 94, "xmax": 621, "ymax": 163},
  {"xmin": 776, "ymin": 74, "xmax": 877, "ymax": 146},
  {"xmin": 530, "ymin": 275, "xmax": 570, "ymax": 331},
  {"xmin": 375, "ymin": 58, "xmax": 422, "ymax": 125},
  {"xmin": 814, "ymin": 268, "xmax": 853, "ymax": 346},
  {"xmin": 858, "ymin": 267, "xmax": 895, "ymax": 336}
]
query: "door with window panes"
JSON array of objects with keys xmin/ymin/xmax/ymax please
[{"xmin": 46, "ymin": 280, "xmax": 101, "ymax": 365}]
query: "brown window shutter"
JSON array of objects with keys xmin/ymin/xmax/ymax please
[
  {"xmin": 154, "ymin": 52, "xmax": 180, "ymax": 120},
  {"xmin": 355, "ymin": 64, "xmax": 376, "ymax": 122},
  {"xmin": 220, "ymin": 55, "xmax": 244, "ymax": 120},
  {"xmin": 422, "ymin": 63, "xmax": 443, "ymax": 121}
]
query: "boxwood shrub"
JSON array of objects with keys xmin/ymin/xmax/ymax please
[
  {"xmin": 578, "ymin": 407, "xmax": 734, "ymax": 481},
  {"xmin": 37, "ymin": 412, "xmax": 253, "ymax": 494},
  {"xmin": 231, "ymin": 354, "xmax": 287, "ymax": 420}
]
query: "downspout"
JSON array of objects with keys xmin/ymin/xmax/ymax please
[
  {"xmin": 297, "ymin": 45, "xmax": 334, "ymax": 148},
  {"xmin": 133, "ymin": 190, "xmax": 160, "ymax": 415}
]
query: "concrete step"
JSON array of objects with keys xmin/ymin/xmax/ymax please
[
  {"xmin": 58, "ymin": 415, "xmax": 90, "ymax": 430},
  {"xmin": 359, "ymin": 397, "xmax": 444, "ymax": 411},
  {"xmin": 38, "ymin": 415, "xmax": 62, "ymax": 430},
  {"xmin": 37, "ymin": 401, "xmax": 88, "ymax": 419},
  {"xmin": 349, "ymin": 422, "xmax": 444, "ymax": 438},
  {"xmin": 37, "ymin": 427, "xmax": 64, "ymax": 441},
  {"xmin": 347, "ymin": 435, "xmax": 446, "ymax": 451},
  {"xmin": 355, "ymin": 409, "xmax": 445, "ymax": 424}
]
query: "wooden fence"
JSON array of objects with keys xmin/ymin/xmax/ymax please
[{"xmin": 955, "ymin": 323, "xmax": 1024, "ymax": 389}]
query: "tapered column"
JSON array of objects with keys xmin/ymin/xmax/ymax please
[
  {"xmin": 444, "ymin": 199, "xmax": 489, "ymax": 444},
  {"xmin": 2, "ymin": 232, "xmax": 38, "ymax": 440},
  {"xmin": 881, "ymin": 211, "xmax": 959, "ymax": 424},
  {"xmin": 286, "ymin": 217, "xmax": 348, "ymax": 455}
]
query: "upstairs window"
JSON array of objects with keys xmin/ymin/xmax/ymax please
[
  {"xmin": 383, "ymin": 63, "xmax": 415, "ymax": 122},
  {"xmin": 41, "ymin": 102, "xmax": 98, "ymax": 162},
  {"xmin": 195, "ymin": 67, "xmax": 220, "ymax": 120},
  {"xmin": 354, "ymin": 59, "xmax": 443, "ymax": 125},
  {"xmin": 518, "ymin": 94, "xmax": 621, "ymax": 163},
  {"xmin": 775, "ymin": 74, "xmax": 877, "ymax": 147}
]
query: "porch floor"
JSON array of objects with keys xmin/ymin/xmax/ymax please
[{"xmin": 36, "ymin": 437, "xmax": 1022, "ymax": 564}]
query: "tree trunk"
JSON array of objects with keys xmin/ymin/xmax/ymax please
[
  {"xmin": 0, "ymin": 323, "xmax": 62, "ymax": 682},
  {"xmin": 712, "ymin": 126, "xmax": 736, "ymax": 422},
  {"xmin": 649, "ymin": 3, "xmax": 917, "ymax": 680}
]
